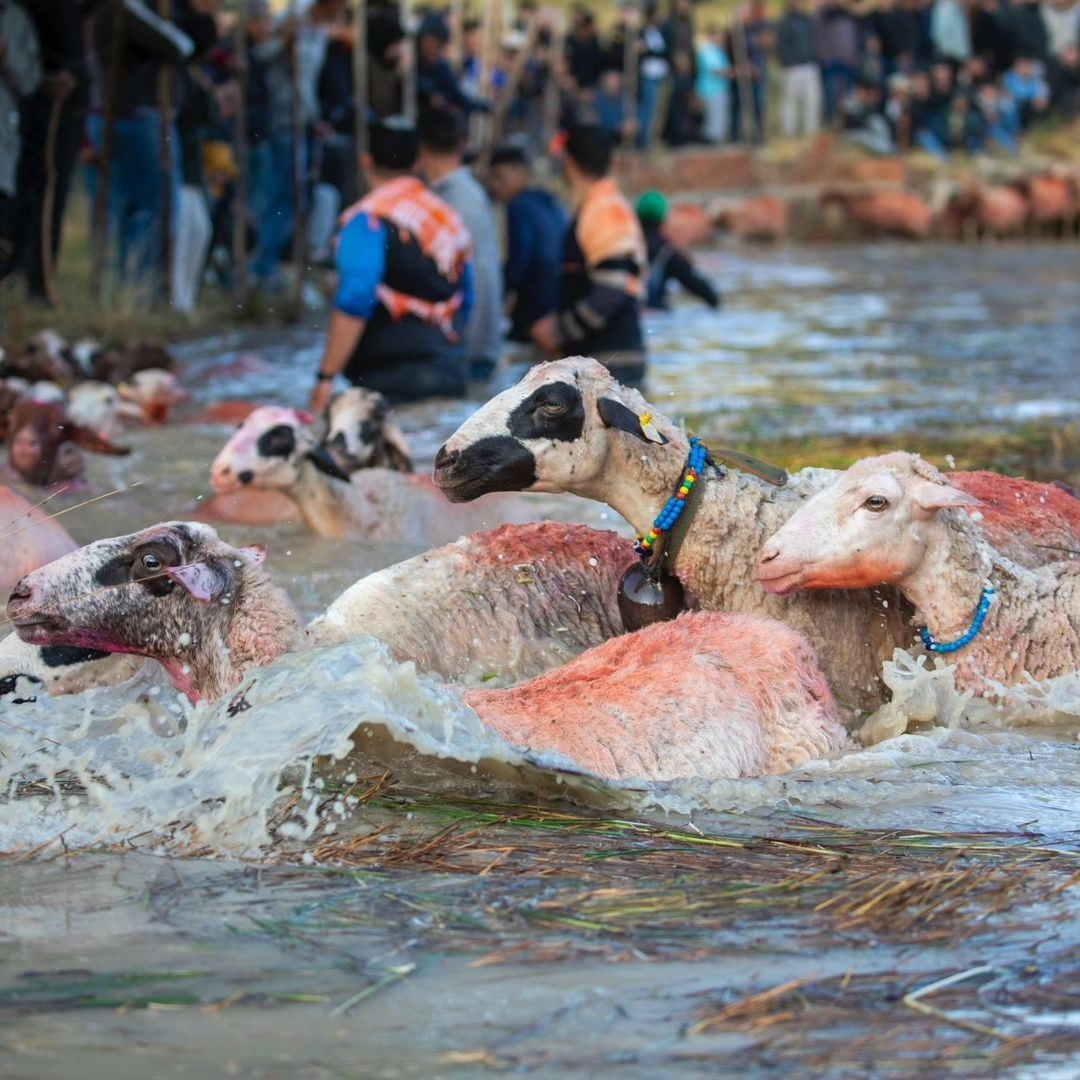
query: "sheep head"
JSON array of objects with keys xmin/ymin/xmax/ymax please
[
  {"xmin": 324, "ymin": 388, "xmax": 413, "ymax": 473},
  {"xmin": 6, "ymin": 522, "xmax": 269, "ymax": 701},
  {"xmin": 6, "ymin": 399, "xmax": 131, "ymax": 487},
  {"xmin": 756, "ymin": 452, "xmax": 980, "ymax": 596},
  {"xmin": 209, "ymin": 405, "xmax": 350, "ymax": 494},
  {"xmin": 434, "ymin": 357, "xmax": 675, "ymax": 503}
]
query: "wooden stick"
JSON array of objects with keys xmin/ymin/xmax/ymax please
[
  {"xmin": 41, "ymin": 77, "xmax": 74, "ymax": 309},
  {"xmin": 93, "ymin": 0, "xmax": 126, "ymax": 304},
  {"xmin": 352, "ymin": 0, "xmax": 369, "ymax": 165},
  {"xmin": 401, "ymin": 0, "xmax": 417, "ymax": 123},
  {"xmin": 158, "ymin": 0, "xmax": 175, "ymax": 305},
  {"xmin": 232, "ymin": 0, "xmax": 250, "ymax": 302},
  {"xmin": 289, "ymin": 0, "xmax": 307, "ymax": 313},
  {"xmin": 621, "ymin": 3, "xmax": 639, "ymax": 152}
]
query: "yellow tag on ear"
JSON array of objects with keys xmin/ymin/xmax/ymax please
[{"xmin": 639, "ymin": 412, "xmax": 664, "ymax": 444}]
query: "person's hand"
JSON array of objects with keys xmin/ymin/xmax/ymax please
[
  {"xmin": 309, "ymin": 378, "xmax": 334, "ymax": 415},
  {"xmin": 530, "ymin": 315, "xmax": 560, "ymax": 355}
]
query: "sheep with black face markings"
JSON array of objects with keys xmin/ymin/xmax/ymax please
[
  {"xmin": 208, "ymin": 406, "xmax": 534, "ymax": 543},
  {"xmin": 3, "ymin": 521, "xmax": 634, "ymax": 699},
  {"xmin": 435, "ymin": 358, "xmax": 1080, "ymax": 715},
  {"xmin": 323, "ymin": 388, "xmax": 413, "ymax": 474}
]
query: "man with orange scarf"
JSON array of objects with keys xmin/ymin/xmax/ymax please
[{"xmin": 531, "ymin": 124, "xmax": 648, "ymax": 387}]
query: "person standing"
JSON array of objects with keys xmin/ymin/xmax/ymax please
[
  {"xmin": 696, "ymin": 25, "xmax": 732, "ymax": 143},
  {"xmin": 417, "ymin": 107, "xmax": 501, "ymax": 381},
  {"xmin": 636, "ymin": 190, "xmax": 720, "ymax": 312},
  {"xmin": 487, "ymin": 144, "xmax": 568, "ymax": 348},
  {"xmin": 638, "ymin": 5, "xmax": 672, "ymax": 148},
  {"xmin": 816, "ymin": 0, "xmax": 861, "ymax": 124},
  {"xmin": 13, "ymin": 0, "xmax": 84, "ymax": 304},
  {"xmin": 531, "ymin": 124, "xmax": 647, "ymax": 388},
  {"xmin": 309, "ymin": 120, "xmax": 473, "ymax": 411},
  {"xmin": 777, "ymin": 0, "xmax": 823, "ymax": 137}
]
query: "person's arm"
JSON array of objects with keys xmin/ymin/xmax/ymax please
[
  {"xmin": 665, "ymin": 247, "xmax": 720, "ymax": 309},
  {"xmin": 0, "ymin": 6, "xmax": 42, "ymax": 98},
  {"xmin": 309, "ymin": 213, "xmax": 385, "ymax": 412},
  {"xmin": 553, "ymin": 253, "xmax": 639, "ymax": 349}
]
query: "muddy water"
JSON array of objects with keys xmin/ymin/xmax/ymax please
[{"xmin": 2, "ymin": 244, "xmax": 1079, "ymax": 1076}]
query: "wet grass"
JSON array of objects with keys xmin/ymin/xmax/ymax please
[{"xmin": 739, "ymin": 420, "xmax": 1080, "ymax": 488}]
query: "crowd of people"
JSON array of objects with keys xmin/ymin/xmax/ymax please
[{"xmin": 0, "ymin": 0, "xmax": 1076, "ymax": 325}]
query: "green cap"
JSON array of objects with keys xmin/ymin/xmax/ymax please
[{"xmin": 635, "ymin": 190, "xmax": 669, "ymax": 224}]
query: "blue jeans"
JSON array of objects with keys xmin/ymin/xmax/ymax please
[
  {"xmin": 822, "ymin": 62, "xmax": 856, "ymax": 123},
  {"xmin": 87, "ymin": 111, "xmax": 179, "ymax": 284},
  {"xmin": 915, "ymin": 129, "xmax": 948, "ymax": 160},
  {"xmin": 638, "ymin": 77, "xmax": 665, "ymax": 149},
  {"xmin": 249, "ymin": 135, "xmax": 305, "ymax": 283}
]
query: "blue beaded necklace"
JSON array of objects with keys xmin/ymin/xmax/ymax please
[
  {"xmin": 634, "ymin": 436, "xmax": 710, "ymax": 558},
  {"xmin": 919, "ymin": 586, "xmax": 995, "ymax": 654}
]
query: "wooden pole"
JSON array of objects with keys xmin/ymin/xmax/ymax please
[
  {"xmin": 540, "ymin": 8, "xmax": 565, "ymax": 151},
  {"xmin": 732, "ymin": 18, "xmax": 758, "ymax": 144},
  {"xmin": 486, "ymin": 9, "xmax": 536, "ymax": 162},
  {"xmin": 93, "ymin": 0, "xmax": 126, "ymax": 303},
  {"xmin": 621, "ymin": 3, "xmax": 639, "ymax": 152},
  {"xmin": 232, "ymin": 0, "xmax": 249, "ymax": 302},
  {"xmin": 352, "ymin": 0, "xmax": 369, "ymax": 164},
  {"xmin": 158, "ymin": 0, "xmax": 175, "ymax": 306},
  {"xmin": 401, "ymin": 0, "xmax": 417, "ymax": 123},
  {"xmin": 449, "ymin": 0, "xmax": 464, "ymax": 68},
  {"xmin": 289, "ymin": 0, "xmax": 307, "ymax": 313},
  {"xmin": 41, "ymin": 77, "xmax": 74, "ymax": 309}
]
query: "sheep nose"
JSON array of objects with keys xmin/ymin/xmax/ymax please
[
  {"xmin": 6, "ymin": 580, "xmax": 35, "ymax": 620},
  {"xmin": 238, "ymin": 470, "xmax": 254, "ymax": 485},
  {"xmin": 434, "ymin": 445, "xmax": 457, "ymax": 471},
  {"xmin": 758, "ymin": 544, "xmax": 779, "ymax": 564}
]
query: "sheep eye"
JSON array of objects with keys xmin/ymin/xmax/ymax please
[
  {"xmin": 539, "ymin": 400, "xmax": 567, "ymax": 416},
  {"xmin": 141, "ymin": 553, "xmax": 163, "ymax": 571},
  {"xmin": 863, "ymin": 495, "xmax": 889, "ymax": 512}
]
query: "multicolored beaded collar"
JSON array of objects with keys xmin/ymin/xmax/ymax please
[
  {"xmin": 634, "ymin": 436, "xmax": 710, "ymax": 558},
  {"xmin": 919, "ymin": 586, "xmax": 996, "ymax": 654}
]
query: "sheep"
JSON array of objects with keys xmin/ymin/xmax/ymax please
[
  {"xmin": 6, "ymin": 398, "xmax": 130, "ymax": 487},
  {"xmin": 755, "ymin": 452, "xmax": 1080, "ymax": 696},
  {"xmin": 944, "ymin": 184, "xmax": 1028, "ymax": 240},
  {"xmin": 711, "ymin": 195, "xmax": 789, "ymax": 242},
  {"xmin": 323, "ymin": 388, "xmax": 413, "ymax": 473},
  {"xmin": 117, "ymin": 368, "xmax": 188, "ymax": 424},
  {"xmin": 209, "ymin": 406, "xmax": 535, "ymax": 543},
  {"xmin": 434, "ymin": 358, "xmax": 1080, "ymax": 715},
  {"xmin": 1, "ymin": 483, "xmax": 79, "ymax": 592},
  {"xmin": 6, "ymin": 521, "xmax": 845, "ymax": 780},
  {"xmin": 822, "ymin": 190, "xmax": 933, "ymax": 240},
  {"xmin": 467, "ymin": 612, "xmax": 847, "ymax": 781},
  {"xmin": 309, "ymin": 521, "xmax": 634, "ymax": 684},
  {"xmin": 0, "ymin": 330, "xmax": 77, "ymax": 385},
  {"xmin": 1014, "ymin": 173, "xmax": 1078, "ymax": 237},
  {"xmin": 6, "ymin": 522, "xmax": 302, "ymax": 703},
  {"xmin": 90, "ymin": 341, "xmax": 176, "ymax": 386},
  {"xmin": 4, "ymin": 521, "xmax": 633, "ymax": 700},
  {"xmin": 66, "ymin": 381, "xmax": 127, "ymax": 441}
]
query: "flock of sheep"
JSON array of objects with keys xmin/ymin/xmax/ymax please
[{"xmin": 2, "ymin": 355, "xmax": 1078, "ymax": 787}]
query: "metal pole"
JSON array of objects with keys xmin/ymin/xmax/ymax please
[
  {"xmin": 232, "ymin": 0, "xmax": 249, "ymax": 302},
  {"xmin": 289, "ymin": 0, "xmax": 307, "ymax": 313},
  {"xmin": 94, "ymin": 0, "xmax": 126, "ymax": 303},
  {"xmin": 158, "ymin": 0, "xmax": 175, "ymax": 305}
]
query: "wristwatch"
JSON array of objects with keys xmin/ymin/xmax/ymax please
[{"xmin": 315, "ymin": 371, "xmax": 335, "ymax": 383}]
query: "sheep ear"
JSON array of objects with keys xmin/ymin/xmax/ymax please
[
  {"xmin": 382, "ymin": 424, "xmax": 413, "ymax": 472},
  {"xmin": 165, "ymin": 562, "xmax": 227, "ymax": 602},
  {"xmin": 68, "ymin": 423, "xmax": 131, "ymax": 456},
  {"xmin": 913, "ymin": 481, "xmax": 981, "ymax": 513},
  {"xmin": 305, "ymin": 444, "xmax": 353, "ymax": 482},
  {"xmin": 597, "ymin": 398, "xmax": 667, "ymax": 444},
  {"xmin": 241, "ymin": 543, "xmax": 267, "ymax": 566}
]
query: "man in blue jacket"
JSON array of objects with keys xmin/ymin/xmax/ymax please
[{"xmin": 487, "ymin": 145, "xmax": 568, "ymax": 347}]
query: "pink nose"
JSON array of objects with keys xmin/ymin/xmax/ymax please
[
  {"xmin": 757, "ymin": 543, "xmax": 779, "ymax": 567},
  {"xmin": 6, "ymin": 579, "xmax": 35, "ymax": 621}
]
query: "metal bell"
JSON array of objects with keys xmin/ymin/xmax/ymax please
[{"xmin": 617, "ymin": 562, "xmax": 685, "ymax": 632}]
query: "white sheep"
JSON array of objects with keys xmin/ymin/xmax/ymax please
[
  {"xmin": 209, "ymin": 406, "xmax": 535, "ymax": 544},
  {"xmin": 323, "ymin": 388, "xmax": 413, "ymax": 473},
  {"xmin": 755, "ymin": 452, "xmax": 1080, "ymax": 695},
  {"xmin": 3, "ymin": 521, "xmax": 635, "ymax": 699},
  {"xmin": 435, "ymin": 358, "xmax": 1080, "ymax": 715},
  {"xmin": 5, "ymin": 522, "xmax": 845, "ymax": 780}
]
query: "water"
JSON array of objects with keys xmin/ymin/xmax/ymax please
[{"xmin": 3, "ymin": 244, "xmax": 1079, "ymax": 1075}]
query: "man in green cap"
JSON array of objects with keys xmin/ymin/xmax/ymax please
[{"xmin": 636, "ymin": 191, "xmax": 721, "ymax": 312}]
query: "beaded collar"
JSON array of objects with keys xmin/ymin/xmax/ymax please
[
  {"xmin": 634, "ymin": 437, "xmax": 711, "ymax": 568},
  {"xmin": 919, "ymin": 586, "xmax": 996, "ymax": 654}
]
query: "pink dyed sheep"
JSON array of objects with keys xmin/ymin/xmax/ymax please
[
  {"xmin": 467, "ymin": 612, "xmax": 847, "ymax": 781},
  {"xmin": 755, "ymin": 453, "xmax": 1080, "ymax": 696},
  {"xmin": 0, "ymin": 484, "xmax": 79, "ymax": 593}
]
